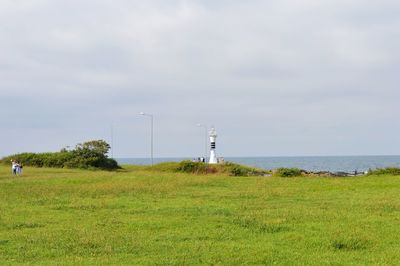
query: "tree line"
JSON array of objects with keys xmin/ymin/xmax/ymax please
[{"xmin": 1, "ymin": 140, "xmax": 120, "ymax": 170}]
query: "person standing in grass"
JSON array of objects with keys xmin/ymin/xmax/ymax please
[
  {"xmin": 11, "ymin": 160, "xmax": 17, "ymax": 175},
  {"xmin": 16, "ymin": 161, "xmax": 23, "ymax": 175},
  {"xmin": 10, "ymin": 160, "xmax": 22, "ymax": 176}
]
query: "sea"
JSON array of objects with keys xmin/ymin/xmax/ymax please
[{"xmin": 116, "ymin": 155, "xmax": 400, "ymax": 173}]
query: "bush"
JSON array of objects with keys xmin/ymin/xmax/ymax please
[
  {"xmin": 175, "ymin": 161, "xmax": 267, "ymax": 176},
  {"xmin": 230, "ymin": 166, "xmax": 248, "ymax": 176},
  {"xmin": 274, "ymin": 168, "xmax": 303, "ymax": 177},
  {"xmin": 220, "ymin": 162, "xmax": 268, "ymax": 177},
  {"xmin": 176, "ymin": 161, "xmax": 211, "ymax": 174},
  {"xmin": 367, "ymin": 167, "xmax": 400, "ymax": 176},
  {"xmin": 0, "ymin": 140, "xmax": 120, "ymax": 170}
]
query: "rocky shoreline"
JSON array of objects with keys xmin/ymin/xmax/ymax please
[
  {"xmin": 300, "ymin": 170, "xmax": 367, "ymax": 177},
  {"xmin": 267, "ymin": 168, "xmax": 369, "ymax": 177}
]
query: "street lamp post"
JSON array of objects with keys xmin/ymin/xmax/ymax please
[
  {"xmin": 197, "ymin": 124, "xmax": 208, "ymax": 163},
  {"xmin": 140, "ymin": 112, "xmax": 154, "ymax": 166},
  {"xmin": 110, "ymin": 124, "xmax": 114, "ymax": 159}
]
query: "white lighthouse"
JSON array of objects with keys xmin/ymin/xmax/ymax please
[{"xmin": 209, "ymin": 127, "xmax": 218, "ymax": 164}]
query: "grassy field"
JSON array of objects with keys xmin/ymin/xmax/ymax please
[{"xmin": 1, "ymin": 165, "xmax": 400, "ymax": 265}]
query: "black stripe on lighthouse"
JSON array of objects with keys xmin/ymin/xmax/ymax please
[{"xmin": 211, "ymin": 142, "xmax": 216, "ymax": 149}]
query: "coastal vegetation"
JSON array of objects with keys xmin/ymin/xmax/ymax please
[
  {"xmin": 122, "ymin": 161, "xmax": 268, "ymax": 176},
  {"xmin": 0, "ymin": 140, "xmax": 119, "ymax": 170},
  {"xmin": 272, "ymin": 167, "xmax": 303, "ymax": 177},
  {"xmin": 1, "ymin": 164, "xmax": 400, "ymax": 264},
  {"xmin": 159, "ymin": 160, "xmax": 268, "ymax": 176},
  {"xmin": 367, "ymin": 167, "xmax": 400, "ymax": 176}
]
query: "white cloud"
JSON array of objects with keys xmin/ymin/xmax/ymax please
[{"xmin": 0, "ymin": 0, "xmax": 399, "ymax": 157}]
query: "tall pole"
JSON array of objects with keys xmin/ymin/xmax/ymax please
[
  {"xmin": 110, "ymin": 124, "xmax": 114, "ymax": 159},
  {"xmin": 150, "ymin": 114, "xmax": 153, "ymax": 166},
  {"xmin": 197, "ymin": 124, "xmax": 208, "ymax": 162},
  {"xmin": 140, "ymin": 112, "xmax": 154, "ymax": 166}
]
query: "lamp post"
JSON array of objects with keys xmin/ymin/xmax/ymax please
[
  {"xmin": 140, "ymin": 112, "xmax": 154, "ymax": 166},
  {"xmin": 110, "ymin": 124, "xmax": 114, "ymax": 159},
  {"xmin": 197, "ymin": 124, "xmax": 208, "ymax": 163}
]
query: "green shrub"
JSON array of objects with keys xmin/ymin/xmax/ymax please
[
  {"xmin": 230, "ymin": 166, "xmax": 247, "ymax": 176},
  {"xmin": 205, "ymin": 162, "xmax": 264, "ymax": 176},
  {"xmin": 274, "ymin": 168, "xmax": 303, "ymax": 177},
  {"xmin": 174, "ymin": 161, "xmax": 267, "ymax": 176},
  {"xmin": 367, "ymin": 167, "xmax": 400, "ymax": 176},
  {"xmin": 176, "ymin": 161, "xmax": 211, "ymax": 174},
  {"xmin": 220, "ymin": 162, "xmax": 267, "ymax": 177},
  {"xmin": 0, "ymin": 140, "xmax": 119, "ymax": 170}
]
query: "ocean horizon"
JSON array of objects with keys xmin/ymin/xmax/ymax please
[{"xmin": 116, "ymin": 155, "xmax": 400, "ymax": 173}]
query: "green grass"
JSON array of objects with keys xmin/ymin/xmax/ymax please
[{"xmin": 1, "ymin": 165, "xmax": 400, "ymax": 265}]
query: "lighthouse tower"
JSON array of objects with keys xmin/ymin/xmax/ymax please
[{"xmin": 209, "ymin": 127, "xmax": 218, "ymax": 164}]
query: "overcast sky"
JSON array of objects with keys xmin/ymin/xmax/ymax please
[{"xmin": 1, "ymin": 0, "xmax": 399, "ymax": 158}]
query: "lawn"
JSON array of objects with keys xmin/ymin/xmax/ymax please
[{"xmin": 0, "ymin": 164, "xmax": 400, "ymax": 265}]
